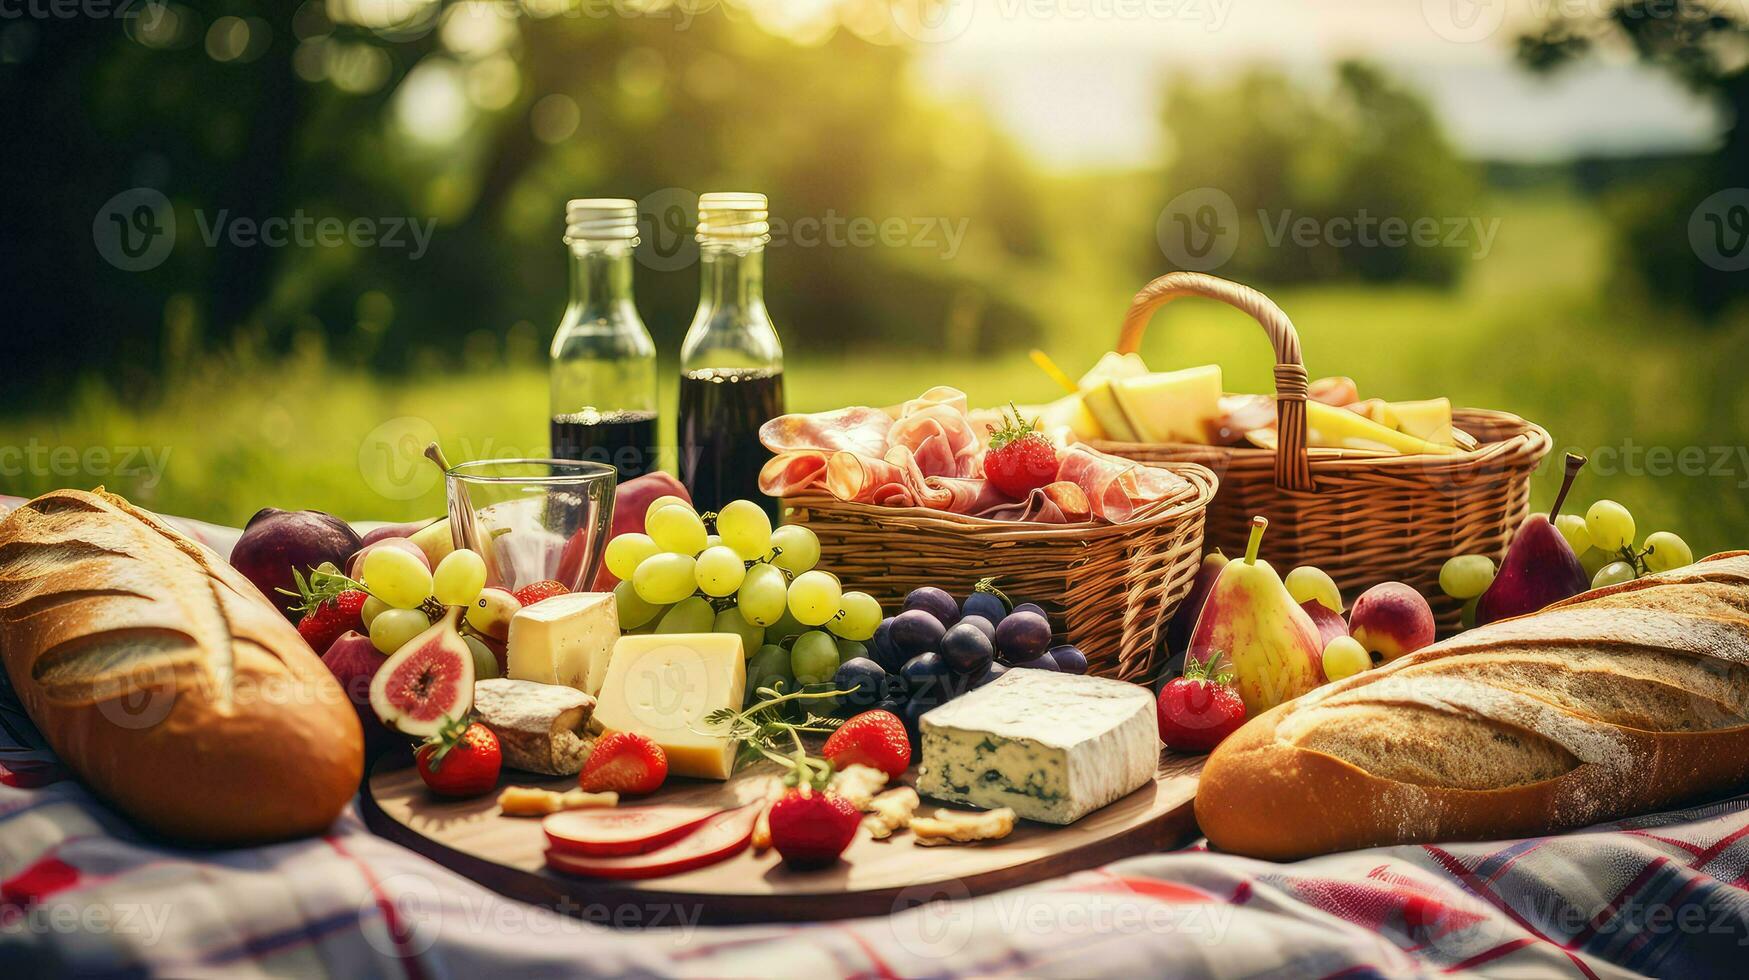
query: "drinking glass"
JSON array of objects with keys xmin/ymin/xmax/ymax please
[{"xmin": 444, "ymin": 459, "xmax": 616, "ymax": 594}]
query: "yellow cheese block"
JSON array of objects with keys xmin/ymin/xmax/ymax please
[
  {"xmin": 1076, "ymin": 351, "xmax": 1149, "ymax": 443},
  {"xmin": 1305, "ymin": 401, "xmax": 1457, "ymax": 455},
  {"xmin": 505, "ymin": 592, "xmax": 620, "ymax": 694},
  {"xmin": 1109, "ymin": 365, "xmax": 1223, "ymax": 444},
  {"xmin": 1380, "ymin": 397, "xmax": 1454, "ymax": 446},
  {"xmin": 593, "ymin": 633, "xmax": 747, "ymax": 780}
]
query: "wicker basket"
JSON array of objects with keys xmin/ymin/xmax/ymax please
[
  {"xmin": 780, "ymin": 462, "xmax": 1217, "ymax": 684},
  {"xmin": 1094, "ymin": 272, "xmax": 1552, "ymax": 632}
]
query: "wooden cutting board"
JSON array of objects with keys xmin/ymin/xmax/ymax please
[{"xmin": 361, "ymin": 751, "xmax": 1205, "ymax": 924}]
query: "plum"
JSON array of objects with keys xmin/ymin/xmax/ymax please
[
  {"xmin": 995, "ymin": 611, "xmax": 1051, "ymax": 663},
  {"xmin": 902, "ymin": 587, "xmax": 959, "ymax": 629},
  {"xmin": 231, "ymin": 507, "xmax": 363, "ymax": 619},
  {"xmin": 891, "ymin": 609, "xmax": 946, "ymax": 657}
]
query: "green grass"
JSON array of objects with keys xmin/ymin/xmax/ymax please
[{"xmin": 5, "ymin": 191, "xmax": 1746, "ymax": 558}]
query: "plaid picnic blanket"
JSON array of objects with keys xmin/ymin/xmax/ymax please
[
  {"xmin": 6, "ymin": 729, "xmax": 1749, "ymax": 979},
  {"xmin": 5, "ymin": 496, "xmax": 1749, "ymax": 977}
]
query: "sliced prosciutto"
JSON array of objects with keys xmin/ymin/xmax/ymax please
[{"xmin": 758, "ymin": 388, "xmax": 1186, "ymax": 524}]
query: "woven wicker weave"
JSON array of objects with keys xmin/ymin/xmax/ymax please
[
  {"xmin": 781, "ymin": 462, "xmax": 1217, "ymax": 684},
  {"xmin": 1093, "ymin": 272, "xmax": 1552, "ymax": 632}
]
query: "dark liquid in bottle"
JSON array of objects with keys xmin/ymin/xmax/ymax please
[
  {"xmin": 678, "ymin": 367, "xmax": 785, "ymax": 514},
  {"xmin": 551, "ymin": 410, "xmax": 659, "ymax": 483}
]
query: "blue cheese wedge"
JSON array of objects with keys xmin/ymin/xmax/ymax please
[{"xmin": 916, "ymin": 669, "xmax": 1160, "ymax": 825}]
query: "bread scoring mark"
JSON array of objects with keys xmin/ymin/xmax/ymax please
[
  {"xmin": 20, "ymin": 494, "xmax": 108, "ymax": 518},
  {"xmin": 1399, "ymin": 648, "xmax": 1749, "ymax": 732},
  {"xmin": 31, "ymin": 626, "xmax": 201, "ymax": 704},
  {"xmin": 0, "ymin": 586, "xmax": 153, "ymax": 624},
  {"xmin": 0, "ymin": 538, "xmax": 131, "ymax": 582},
  {"xmin": 1301, "ymin": 675, "xmax": 1636, "ymax": 772}
]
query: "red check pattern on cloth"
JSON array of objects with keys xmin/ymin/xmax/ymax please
[
  {"xmin": 6, "ymin": 496, "xmax": 1749, "ymax": 976},
  {"xmin": 6, "ymin": 714, "xmax": 1749, "ymax": 980}
]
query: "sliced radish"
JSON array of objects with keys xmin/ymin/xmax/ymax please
[
  {"xmin": 545, "ymin": 804, "xmax": 759, "ymax": 880},
  {"xmin": 543, "ymin": 804, "xmax": 720, "ymax": 857}
]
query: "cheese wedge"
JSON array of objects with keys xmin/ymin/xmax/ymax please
[
  {"xmin": 1380, "ymin": 397, "xmax": 1454, "ymax": 447},
  {"xmin": 1109, "ymin": 365, "xmax": 1222, "ymax": 444},
  {"xmin": 593, "ymin": 633, "xmax": 746, "ymax": 780},
  {"xmin": 1076, "ymin": 351, "xmax": 1149, "ymax": 442},
  {"xmin": 505, "ymin": 592, "xmax": 620, "ymax": 694},
  {"xmin": 1305, "ymin": 401, "xmax": 1457, "ymax": 455}
]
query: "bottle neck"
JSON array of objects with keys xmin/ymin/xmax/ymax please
[
  {"xmin": 698, "ymin": 243, "xmax": 765, "ymax": 312},
  {"xmin": 567, "ymin": 241, "xmax": 636, "ymax": 316}
]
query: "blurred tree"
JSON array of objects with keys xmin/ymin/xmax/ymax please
[
  {"xmin": 0, "ymin": 0, "xmax": 1046, "ymax": 409},
  {"xmin": 1518, "ymin": 0, "xmax": 1749, "ymax": 316},
  {"xmin": 1145, "ymin": 61, "xmax": 1479, "ymax": 287}
]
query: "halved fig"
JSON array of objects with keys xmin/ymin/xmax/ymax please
[{"xmin": 367, "ymin": 607, "xmax": 473, "ymax": 738}]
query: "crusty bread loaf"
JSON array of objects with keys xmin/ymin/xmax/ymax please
[
  {"xmin": 1196, "ymin": 551, "xmax": 1749, "ymax": 860},
  {"xmin": 0, "ymin": 489, "xmax": 362, "ymax": 844}
]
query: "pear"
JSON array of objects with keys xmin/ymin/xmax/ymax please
[
  {"xmin": 1187, "ymin": 517, "xmax": 1324, "ymax": 716},
  {"xmin": 1475, "ymin": 454, "xmax": 1591, "ymax": 626}
]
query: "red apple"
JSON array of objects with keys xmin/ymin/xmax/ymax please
[
  {"xmin": 1348, "ymin": 583, "xmax": 1435, "ymax": 662},
  {"xmin": 1300, "ymin": 599, "xmax": 1348, "ymax": 651}
]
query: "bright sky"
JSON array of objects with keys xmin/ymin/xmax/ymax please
[{"xmin": 906, "ymin": 0, "xmax": 1720, "ymax": 168}]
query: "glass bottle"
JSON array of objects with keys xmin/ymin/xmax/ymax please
[
  {"xmin": 677, "ymin": 192, "xmax": 786, "ymax": 514},
  {"xmin": 549, "ymin": 198, "xmax": 659, "ymax": 483}
]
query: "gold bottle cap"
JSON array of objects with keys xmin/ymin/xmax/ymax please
[
  {"xmin": 565, "ymin": 198, "xmax": 639, "ymax": 243},
  {"xmin": 696, "ymin": 191, "xmax": 770, "ymax": 244}
]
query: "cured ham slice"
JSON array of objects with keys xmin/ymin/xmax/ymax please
[{"xmin": 759, "ymin": 388, "xmax": 1185, "ymax": 524}]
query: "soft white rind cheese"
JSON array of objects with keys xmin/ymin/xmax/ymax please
[
  {"xmin": 917, "ymin": 669, "xmax": 1160, "ymax": 825},
  {"xmin": 505, "ymin": 592, "xmax": 619, "ymax": 694}
]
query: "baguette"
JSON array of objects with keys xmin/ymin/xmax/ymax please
[
  {"xmin": 1196, "ymin": 551, "xmax": 1749, "ymax": 860},
  {"xmin": 0, "ymin": 489, "xmax": 362, "ymax": 844}
]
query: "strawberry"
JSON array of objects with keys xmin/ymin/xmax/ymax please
[
  {"xmin": 282, "ymin": 566, "xmax": 369, "ymax": 653},
  {"xmin": 515, "ymin": 580, "xmax": 570, "ymax": 607},
  {"xmin": 822, "ymin": 709, "xmax": 911, "ymax": 780},
  {"xmin": 415, "ymin": 720, "xmax": 502, "ymax": 798},
  {"xmin": 1157, "ymin": 656, "xmax": 1247, "ymax": 753},
  {"xmin": 983, "ymin": 404, "xmax": 1060, "ymax": 500},
  {"xmin": 766, "ymin": 789, "xmax": 861, "ymax": 868},
  {"xmin": 579, "ymin": 731, "xmax": 669, "ymax": 795}
]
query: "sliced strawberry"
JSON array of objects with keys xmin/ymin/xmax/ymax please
[
  {"xmin": 578, "ymin": 731, "xmax": 668, "ymax": 796},
  {"xmin": 822, "ymin": 709, "xmax": 910, "ymax": 780}
]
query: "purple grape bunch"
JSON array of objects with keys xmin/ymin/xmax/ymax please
[{"xmin": 881, "ymin": 579, "xmax": 1087, "ymax": 753}]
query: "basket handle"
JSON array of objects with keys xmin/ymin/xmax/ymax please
[{"xmin": 1117, "ymin": 271, "xmax": 1314, "ymax": 492}]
